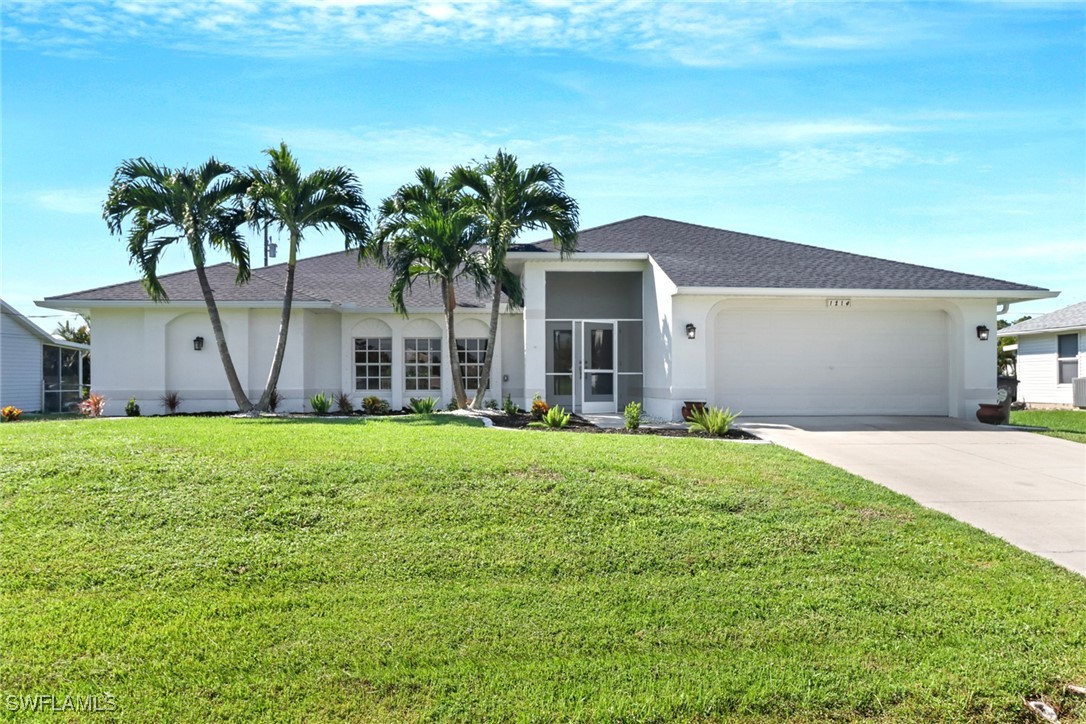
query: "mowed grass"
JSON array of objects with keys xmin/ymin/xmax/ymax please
[
  {"xmin": 1011, "ymin": 408, "xmax": 1086, "ymax": 444},
  {"xmin": 1, "ymin": 417, "xmax": 1084, "ymax": 722}
]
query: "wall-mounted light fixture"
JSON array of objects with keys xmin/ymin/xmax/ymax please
[
  {"xmin": 193, "ymin": 336, "xmax": 205, "ymax": 351},
  {"xmin": 976, "ymin": 325, "xmax": 989, "ymax": 341},
  {"xmin": 686, "ymin": 323, "xmax": 696, "ymax": 340}
]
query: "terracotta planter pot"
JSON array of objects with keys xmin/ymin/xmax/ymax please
[
  {"xmin": 682, "ymin": 401, "xmax": 706, "ymax": 421},
  {"xmin": 976, "ymin": 403, "xmax": 1007, "ymax": 425}
]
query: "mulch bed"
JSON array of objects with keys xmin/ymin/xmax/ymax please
[{"xmin": 488, "ymin": 412, "xmax": 760, "ymax": 440}]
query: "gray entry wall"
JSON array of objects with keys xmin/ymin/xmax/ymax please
[{"xmin": 545, "ymin": 272, "xmax": 642, "ymax": 320}]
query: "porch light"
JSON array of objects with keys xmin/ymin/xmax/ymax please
[
  {"xmin": 976, "ymin": 325, "xmax": 989, "ymax": 341},
  {"xmin": 685, "ymin": 323, "xmax": 696, "ymax": 340},
  {"xmin": 193, "ymin": 336, "xmax": 205, "ymax": 351}
]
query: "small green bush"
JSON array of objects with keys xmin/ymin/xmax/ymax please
[
  {"xmin": 485, "ymin": 399, "xmax": 499, "ymax": 410},
  {"xmin": 446, "ymin": 399, "xmax": 460, "ymax": 411},
  {"xmin": 686, "ymin": 405, "xmax": 741, "ymax": 437},
  {"xmin": 361, "ymin": 396, "xmax": 390, "ymax": 415},
  {"xmin": 529, "ymin": 405, "xmax": 570, "ymax": 429},
  {"xmin": 623, "ymin": 401, "xmax": 642, "ymax": 430},
  {"xmin": 125, "ymin": 397, "xmax": 141, "ymax": 417},
  {"xmin": 309, "ymin": 392, "xmax": 332, "ymax": 415},
  {"xmin": 334, "ymin": 392, "xmax": 354, "ymax": 415},
  {"xmin": 409, "ymin": 397, "xmax": 438, "ymax": 414},
  {"xmin": 502, "ymin": 395, "xmax": 519, "ymax": 416}
]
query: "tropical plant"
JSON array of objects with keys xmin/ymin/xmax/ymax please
[
  {"xmin": 451, "ymin": 150, "xmax": 579, "ymax": 408},
  {"xmin": 528, "ymin": 405, "xmax": 570, "ymax": 429},
  {"xmin": 361, "ymin": 396, "xmax": 390, "ymax": 415},
  {"xmin": 686, "ymin": 405, "xmax": 741, "ymax": 437},
  {"xmin": 408, "ymin": 396, "xmax": 438, "ymax": 414},
  {"xmin": 309, "ymin": 392, "xmax": 332, "ymax": 415},
  {"xmin": 374, "ymin": 167, "xmax": 490, "ymax": 409},
  {"xmin": 624, "ymin": 401, "xmax": 642, "ymax": 431},
  {"xmin": 125, "ymin": 397, "xmax": 141, "ymax": 417},
  {"xmin": 161, "ymin": 391, "xmax": 182, "ymax": 414},
  {"xmin": 267, "ymin": 388, "xmax": 283, "ymax": 413},
  {"xmin": 103, "ymin": 157, "xmax": 253, "ymax": 411},
  {"xmin": 244, "ymin": 143, "xmax": 371, "ymax": 412},
  {"xmin": 530, "ymin": 393, "xmax": 549, "ymax": 420},
  {"xmin": 1, "ymin": 406, "xmax": 23, "ymax": 422},
  {"xmin": 80, "ymin": 394, "xmax": 107, "ymax": 418},
  {"xmin": 55, "ymin": 318, "xmax": 90, "ymax": 346},
  {"xmin": 334, "ymin": 392, "xmax": 354, "ymax": 415},
  {"xmin": 502, "ymin": 395, "xmax": 519, "ymax": 416},
  {"xmin": 485, "ymin": 399, "xmax": 498, "ymax": 410}
]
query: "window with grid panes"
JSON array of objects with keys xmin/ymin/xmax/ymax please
[
  {"xmin": 354, "ymin": 338, "xmax": 392, "ymax": 390},
  {"xmin": 404, "ymin": 338, "xmax": 441, "ymax": 391},
  {"xmin": 456, "ymin": 338, "xmax": 489, "ymax": 391}
]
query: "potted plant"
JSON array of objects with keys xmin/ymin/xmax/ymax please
[
  {"xmin": 976, "ymin": 388, "xmax": 1009, "ymax": 425},
  {"xmin": 681, "ymin": 401, "xmax": 706, "ymax": 421}
]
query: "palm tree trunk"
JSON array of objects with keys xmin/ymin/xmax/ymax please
[
  {"xmin": 194, "ymin": 263, "xmax": 252, "ymax": 412},
  {"xmin": 444, "ymin": 279, "xmax": 468, "ymax": 408},
  {"xmin": 470, "ymin": 289, "xmax": 501, "ymax": 409},
  {"xmin": 256, "ymin": 233, "xmax": 298, "ymax": 411}
]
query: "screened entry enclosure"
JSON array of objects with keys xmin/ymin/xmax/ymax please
[
  {"xmin": 545, "ymin": 271, "xmax": 643, "ymax": 413},
  {"xmin": 42, "ymin": 344, "xmax": 84, "ymax": 413}
]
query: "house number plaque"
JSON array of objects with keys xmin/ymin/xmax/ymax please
[{"xmin": 825, "ymin": 298, "xmax": 852, "ymax": 308}]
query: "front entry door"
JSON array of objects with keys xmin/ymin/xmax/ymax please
[{"xmin": 580, "ymin": 321, "xmax": 616, "ymax": 413}]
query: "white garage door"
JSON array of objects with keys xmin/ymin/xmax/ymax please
[{"xmin": 714, "ymin": 308, "xmax": 949, "ymax": 416}]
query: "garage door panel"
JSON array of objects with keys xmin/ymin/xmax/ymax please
[{"xmin": 714, "ymin": 309, "xmax": 948, "ymax": 416}]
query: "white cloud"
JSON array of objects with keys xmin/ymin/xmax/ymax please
[
  {"xmin": 0, "ymin": 0, "xmax": 1021, "ymax": 65},
  {"xmin": 33, "ymin": 188, "xmax": 105, "ymax": 215}
]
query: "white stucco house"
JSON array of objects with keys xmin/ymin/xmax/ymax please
[
  {"xmin": 1000, "ymin": 300, "xmax": 1085, "ymax": 408},
  {"xmin": 1, "ymin": 299, "xmax": 89, "ymax": 413},
  {"xmin": 37, "ymin": 216, "xmax": 1055, "ymax": 419}
]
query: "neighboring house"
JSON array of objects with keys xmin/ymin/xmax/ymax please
[
  {"xmin": 1, "ymin": 299, "xmax": 89, "ymax": 413},
  {"xmin": 999, "ymin": 300, "xmax": 1086, "ymax": 407},
  {"xmin": 37, "ymin": 216, "xmax": 1054, "ymax": 419}
]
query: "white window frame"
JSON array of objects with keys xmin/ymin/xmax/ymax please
[
  {"xmin": 354, "ymin": 337, "xmax": 393, "ymax": 392},
  {"xmin": 404, "ymin": 337, "xmax": 442, "ymax": 392},
  {"xmin": 1057, "ymin": 333, "xmax": 1079, "ymax": 385},
  {"xmin": 456, "ymin": 338, "xmax": 489, "ymax": 393}
]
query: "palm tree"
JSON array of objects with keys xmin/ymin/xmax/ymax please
[
  {"xmin": 104, "ymin": 157, "xmax": 253, "ymax": 411},
  {"xmin": 374, "ymin": 168, "xmax": 490, "ymax": 409},
  {"xmin": 450, "ymin": 150, "xmax": 579, "ymax": 408},
  {"xmin": 245, "ymin": 143, "xmax": 370, "ymax": 412}
]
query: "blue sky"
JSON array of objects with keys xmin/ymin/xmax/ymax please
[{"xmin": 2, "ymin": 0, "xmax": 1083, "ymax": 332}]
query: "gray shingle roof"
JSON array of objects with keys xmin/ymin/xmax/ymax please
[
  {"xmin": 44, "ymin": 252, "xmax": 493, "ymax": 309},
  {"xmin": 1001, "ymin": 300, "xmax": 1086, "ymax": 335},
  {"xmin": 520, "ymin": 216, "xmax": 1047, "ymax": 292}
]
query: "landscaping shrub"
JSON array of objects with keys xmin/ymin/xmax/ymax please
[
  {"xmin": 446, "ymin": 399, "xmax": 459, "ymax": 411},
  {"xmin": 125, "ymin": 397, "xmax": 141, "ymax": 417},
  {"xmin": 334, "ymin": 392, "xmax": 354, "ymax": 415},
  {"xmin": 361, "ymin": 396, "xmax": 390, "ymax": 415},
  {"xmin": 529, "ymin": 405, "xmax": 570, "ymax": 429},
  {"xmin": 80, "ymin": 393, "xmax": 107, "ymax": 418},
  {"xmin": 624, "ymin": 401, "xmax": 642, "ymax": 430},
  {"xmin": 160, "ymin": 391, "xmax": 182, "ymax": 414},
  {"xmin": 485, "ymin": 398, "xmax": 498, "ymax": 410},
  {"xmin": 1, "ymin": 405, "xmax": 22, "ymax": 422},
  {"xmin": 408, "ymin": 397, "xmax": 438, "ymax": 414},
  {"xmin": 530, "ymin": 393, "xmax": 549, "ymax": 420},
  {"xmin": 686, "ymin": 405, "xmax": 741, "ymax": 436},
  {"xmin": 309, "ymin": 392, "xmax": 332, "ymax": 415},
  {"xmin": 267, "ymin": 388, "xmax": 283, "ymax": 413},
  {"xmin": 502, "ymin": 394, "xmax": 519, "ymax": 416}
]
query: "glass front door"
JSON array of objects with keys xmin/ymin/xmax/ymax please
[{"xmin": 581, "ymin": 321, "xmax": 616, "ymax": 413}]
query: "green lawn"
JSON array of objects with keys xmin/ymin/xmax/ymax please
[
  {"xmin": 1010, "ymin": 408, "xmax": 1086, "ymax": 444},
  {"xmin": 1, "ymin": 417, "xmax": 1084, "ymax": 721}
]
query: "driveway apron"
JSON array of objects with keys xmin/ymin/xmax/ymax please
[{"xmin": 739, "ymin": 416, "xmax": 1086, "ymax": 575}]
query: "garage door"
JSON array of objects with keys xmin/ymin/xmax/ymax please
[{"xmin": 713, "ymin": 308, "xmax": 949, "ymax": 415}]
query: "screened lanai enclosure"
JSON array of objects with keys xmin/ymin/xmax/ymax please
[{"xmin": 41, "ymin": 343, "xmax": 86, "ymax": 413}]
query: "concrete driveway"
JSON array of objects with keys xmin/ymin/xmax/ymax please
[{"xmin": 739, "ymin": 416, "xmax": 1086, "ymax": 575}]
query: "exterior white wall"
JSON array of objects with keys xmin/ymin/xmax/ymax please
[
  {"xmin": 0, "ymin": 312, "xmax": 45, "ymax": 411},
  {"xmin": 642, "ymin": 258, "xmax": 677, "ymax": 420},
  {"xmin": 670, "ymin": 295, "xmax": 999, "ymax": 420},
  {"xmin": 339, "ymin": 310, "xmax": 500, "ymax": 411},
  {"xmin": 1015, "ymin": 330, "xmax": 1085, "ymax": 405}
]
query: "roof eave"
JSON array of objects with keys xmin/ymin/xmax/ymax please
[
  {"xmin": 998, "ymin": 322, "xmax": 1086, "ymax": 337},
  {"xmin": 36, "ymin": 299, "xmax": 337, "ymax": 312},
  {"xmin": 672, "ymin": 287, "xmax": 1058, "ymax": 302}
]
